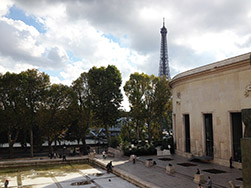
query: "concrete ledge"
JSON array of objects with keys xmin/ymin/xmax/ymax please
[
  {"xmin": 91, "ymin": 158, "xmax": 160, "ymax": 188},
  {"xmin": 193, "ymin": 174, "xmax": 206, "ymax": 184}
]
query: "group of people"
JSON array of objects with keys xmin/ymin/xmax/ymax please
[
  {"xmin": 48, "ymin": 152, "xmax": 66, "ymax": 161},
  {"xmin": 198, "ymin": 176, "xmax": 212, "ymax": 188},
  {"xmin": 196, "ymin": 168, "xmax": 212, "ymax": 188}
]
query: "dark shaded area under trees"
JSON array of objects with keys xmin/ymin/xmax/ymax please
[{"xmin": 0, "ymin": 67, "xmax": 172, "ymax": 159}]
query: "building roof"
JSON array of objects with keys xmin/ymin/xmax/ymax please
[{"xmin": 171, "ymin": 52, "xmax": 251, "ymax": 84}]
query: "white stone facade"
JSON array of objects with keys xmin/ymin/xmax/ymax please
[{"xmin": 170, "ymin": 52, "xmax": 251, "ymax": 167}]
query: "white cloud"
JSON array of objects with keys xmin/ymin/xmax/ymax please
[
  {"xmin": 1, "ymin": 0, "xmax": 251, "ymax": 110},
  {"xmin": 0, "ymin": 0, "xmax": 13, "ymax": 17},
  {"xmin": 176, "ymin": 31, "xmax": 251, "ymax": 61}
]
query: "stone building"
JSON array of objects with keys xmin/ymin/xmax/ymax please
[{"xmin": 170, "ymin": 52, "xmax": 251, "ymax": 167}]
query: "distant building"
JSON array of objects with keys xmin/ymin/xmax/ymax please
[
  {"xmin": 158, "ymin": 18, "xmax": 171, "ymax": 79},
  {"xmin": 170, "ymin": 52, "xmax": 251, "ymax": 167},
  {"xmin": 109, "ymin": 117, "xmax": 127, "ymax": 136}
]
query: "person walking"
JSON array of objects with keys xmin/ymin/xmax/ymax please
[
  {"xmin": 4, "ymin": 180, "xmax": 9, "ymax": 188},
  {"xmin": 206, "ymin": 176, "xmax": 212, "ymax": 188}
]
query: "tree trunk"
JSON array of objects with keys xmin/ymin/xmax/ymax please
[
  {"xmin": 81, "ymin": 135, "xmax": 88, "ymax": 155},
  {"xmin": 48, "ymin": 139, "xmax": 53, "ymax": 154},
  {"xmin": 9, "ymin": 143, "xmax": 14, "ymax": 158},
  {"xmin": 8, "ymin": 130, "xmax": 19, "ymax": 158},
  {"xmin": 136, "ymin": 121, "xmax": 140, "ymax": 143},
  {"xmin": 104, "ymin": 124, "xmax": 110, "ymax": 146},
  {"xmin": 148, "ymin": 121, "xmax": 152, "ymax": 144},
  {"xmin": 21, "ymin": 130, "xmax": 27, "ymax": 151},
  {"xmin": 30, "ymin": 128, "xmax": 34, "ymax": 157}
]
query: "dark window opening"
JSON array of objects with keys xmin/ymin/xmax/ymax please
[
  {"xmin": 204, "ymin": 114, "xmax": 214, "ymax": 158},
  {"xmin": 231, "ymin": 112, "xmax": 242, "ymax": 162},
  {"xmin": 184, "ymin": 114, "xmax": 191, "ymax": 153}
]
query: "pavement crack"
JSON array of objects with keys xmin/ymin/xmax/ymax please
[{"xmin": 51, "ymin": 176, "xmax": 63, "ymax": 188}]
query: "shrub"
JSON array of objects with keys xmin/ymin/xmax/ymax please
[
  {"xmin": 122, "ymin": 141, "xmax": 156, "ymax": 156},
  {"xmin": 109, "ymin": 136, "xmax": 122, "ymax": 148}
]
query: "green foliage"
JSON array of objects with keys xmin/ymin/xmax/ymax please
[
  {"xmin": 109, "ymin": 135, "xmax": 122, "ymax": 148},
  {"xmin": 21, "ymin": 69, "xmax": 50, "ymax": 157},
  {"xmin": 122, "ymin": 141, "xmax": 156, "ymax": 156},
  {"xmin": 37, "ymin": 84, "xmax": 74, "ymax": 153},
  {"xmin": 69, "ymin": 72, "xmax": 93, "ymax": 154},
  {"xmin": 0, "ymin": 72, "xmax": 28, "ymax": 157},
  {"xmin": 123, "ymin": 73, "xmax": 172, "ymax": 145},
  {"xmin": 88, "ymin": 65, "xmax": 123, "ymax": 144}
]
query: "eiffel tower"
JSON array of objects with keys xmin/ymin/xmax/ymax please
[{"xmin": 158, "ymin": 18, "xmax": 170, "ymax": 79}]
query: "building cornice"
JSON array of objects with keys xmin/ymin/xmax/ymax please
[{"xmin": 170, "ymin": 52, "xmax": 251, "ymax": 87}]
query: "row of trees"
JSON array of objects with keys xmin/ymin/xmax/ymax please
[
  {"xmin": 0, "ymin": 65, "xmax": 122, "ymax": 158},
  {"xmin": 0, "ymin": 65, "xmax": 172, "ymax": 158}
]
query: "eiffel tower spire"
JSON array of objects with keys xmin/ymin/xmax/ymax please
[{"xmin": 158, "ymin": 18, "xmax": 170, "ymax": 79}]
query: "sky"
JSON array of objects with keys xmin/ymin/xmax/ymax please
[{"xmin": 1, "ymin": 0, "xmax": 251, "ymax": 109}]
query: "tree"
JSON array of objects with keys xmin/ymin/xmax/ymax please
[
  {"xmin": 70, "ymin": 72, "xmax": 93, "ymax": 154},
  {"xmin": 154, "ymin": 76, "xmax": 172, "ymax": 133},
  {"xmin": 0, "ymin": 72, "xmax": 27, "ymax": 157},
  {"xmin": 124, "ymin": 72, "xmax": 149, "ymax": 143},
  {"xmin": 37, "ymin": 84, "xmax": 74, "ymax": 154},
  {"xmin": 20, "ymin": 69, "xmax": 50, "ymax": 157},
  {"xmin": 88, "ymin": 65, "xmax": 123, "ymax": 145},
  {"xmin": 144, "ymin": 75, "xmax": 159, "ymax": 143},
  {"xmin": 124, "ymin": 73, "xmax": 172, "ymax": 144}
]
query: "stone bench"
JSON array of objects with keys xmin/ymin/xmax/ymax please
[
  {"xmin": 107, "ymin": 147, "xmax": 115, "ymax": 157},
  {"xmin": 145, "ymin": 159, "xmax": 154, "ymax": 167},
  {"xmin": 157, "ymin": 149, "xmax": 171, "ymax": 158},
  {"xmin": 166, "ymin": 164, "xmax": 175, "ymax": 174},
  {"xmin": 193, "ymin": 174, "xmax": 206, "ymax": 184},
  {"xmin": 107, "ymin": 147, "xmax": 124, "ymax": 158},
  {"xmin": 88, "ymin": 152, "xmax": 96, "ymax": 159}
]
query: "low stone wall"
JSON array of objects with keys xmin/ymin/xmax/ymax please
[
  {"xmin": 107, "ymin": 147, "xmax": 124, "ymax": 158},
  {"xmin": 0, "ymin": 157, "xmax": 89, "ymax": 168}
]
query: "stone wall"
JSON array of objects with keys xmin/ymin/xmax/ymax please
[{"xmin": 170, "ymin": 53, "xmax": 251, "ymax": 166}]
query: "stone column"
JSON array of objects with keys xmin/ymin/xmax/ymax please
[{"xmin": 241, "ymin": 109, "xmax": 251, "ymax": 188}]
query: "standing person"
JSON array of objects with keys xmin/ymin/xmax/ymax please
[
  {"xmin": 132, "ymin": 154, "xmax": 136, "ymax": 164},
  {"xmin": 106, "ymin": 161, "xmax": 113, "ymax": 173},
  {"xmin": 229, "ymin": 157, "xmax": 233, "ymax": 168},
  {"xmin": 4, "ymin": 180, "xmax": 8, "ymax": 188},
  {"xmin": 102, "ymin": 151, "xmax": 106, "ymax": 159},
  {"xmin": 206, "ymin": 176, "xmax": 212, "ymax": 188},
  {"xmin": 196, "ymin": 168, "xmax": 200, "ymax": 174}
]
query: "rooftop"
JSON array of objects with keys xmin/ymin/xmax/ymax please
[{"xmin": 171, "ymin": 52, "xmax": 251, "ymax": 82}]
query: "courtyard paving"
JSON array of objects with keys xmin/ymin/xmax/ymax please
[
  {"xmin": 95, "ymin": 154, "xmax": 243, "ymax": 188},
  {"xmin": 0, "ymin": 154, "xmax": 243, "ymax": 188}
]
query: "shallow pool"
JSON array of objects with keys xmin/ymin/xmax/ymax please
[{"xmin": 0, "ymin": 163, "xmax": 138, "ymax": 188}]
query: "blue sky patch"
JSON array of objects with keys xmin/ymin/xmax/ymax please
[
  {"xmin": 103, "ymin": 33, "xmax": 128, "ymax": 48},
  {"xmin": 39, "ymin": 68, "xmax": 64, "ymax": 81},
  {"xmin": 5, "ymin": 5, "xmax": 46, "ymax": 33},
  {"xmin": 67, "ymin": 51, "xmax": 82, "ymax": 62}
]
